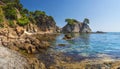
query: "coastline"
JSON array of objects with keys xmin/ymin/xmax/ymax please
[{"xmin": 0, "ymin": 31, "xmax": 120, "ymax": 69}]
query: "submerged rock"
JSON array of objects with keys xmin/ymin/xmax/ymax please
[
  {"xmin": 63, "ymin": 34, "xmax": 72, "ymax": 40},
  {"xmin": 58, "ymin": 44, "xmax": 66, "ymax": 46}
]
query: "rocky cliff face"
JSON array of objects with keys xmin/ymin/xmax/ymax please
[
  {"xmin": 62, "ymin": 22, "xmax": 91, "ymax": 33},
  {"xmin": 80, "ymin": 23, "xmax": 92, "ymax": 33},
  {"xmin": 0, "ymin": 0, "xmax": 60, "ymax": 34},
  {"xmin": 36, "ymin": 15, "xmax": 59, "ymax": 33}
]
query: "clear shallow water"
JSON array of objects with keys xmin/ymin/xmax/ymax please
[{"xmin": 51, "ymin": 33, "xmax": 120, "ymax": 58}]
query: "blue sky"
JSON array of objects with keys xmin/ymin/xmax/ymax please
[{"xmin": 20, "ymin": 0, "xmax": 120, "ymax": 32}]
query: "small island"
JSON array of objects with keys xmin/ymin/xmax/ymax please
[{"xmin": 62, "ymin": 18, "xmax": 91, "ymax": 33}]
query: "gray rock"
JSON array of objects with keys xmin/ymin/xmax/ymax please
[
  {"xmin": 0, "ymin": 46, "xmax": 29, "ymax": 69},
  {"xmin": 96, "ymin": 31, "xmax": 105, "ymax": 33},
  {"xmin": 62, "ymin": 22, "xmax": 91, "ymax": 33},
  {"xmin": 81, "ymin": 23, "xmax": 92, "ymax": 33}
]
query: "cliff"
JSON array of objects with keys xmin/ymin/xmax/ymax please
[
  {"xmin": 0, "ymin": 0, "xmax": 59, "ymax": 34},
  {"xmin": 35, "ymin": 15, "xmax": 59, "ymax": 33},
  {"xmin": 0, "ymin": 1, "xmax": 59, "ymax": 68},
  {"xmin": 62, "ymin": 19, "xmax": 92, "ymax": 33}
]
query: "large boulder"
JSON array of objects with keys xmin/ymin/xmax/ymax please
[
  {"xmin": 0, "ymin": 28, "xmax": 9, "ymax": 36},
  {"xmin": 0, "ymin": 46, "xmax": 29, "ymax": 69}
]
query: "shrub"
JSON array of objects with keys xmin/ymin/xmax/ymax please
[
  {"xmin": 0, "ymin": 7, "xmax": 4, "ymax": 28},
  {"xmin": 83, "ymin": 18, "xmax": 90, "ymax": 24},
  {"xmin": 3, "ymin": 4, "xmax": 17, "ymax": 20},
  {"xmin": 17, "ymin": 16, "xmax": 29, "ymax": 26},
  {"xmin": 49, "ymin": 16, "xmax": 54, "ymax": 21},
  {"xmin": 65, "ymin": 19, "xmax": 77, "ymax": 25},
  {"xmin": 0, "ymin": 15, "xmax": 3, "ymax": 23},
  {"xmin": 9, "ymin": 20, "xmax": 15, "ymax": 27},
  {"xmin": 33, "ymin": 10, "xmax": 46, "ymax": 18},
  {"xmin": 0, "ymin": 8, "xmax": 4, "ymax": 23}
]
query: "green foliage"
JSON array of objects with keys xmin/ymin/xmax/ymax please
[
  {"xmin": 0, "ymin": 7, "xmax": 4, "ymax": 23},
  {"xmin": 0, "ymin": 7, "xmax": 4, "ymax": 28},
  {"xmin": 26, "ymin": 11, "xmax": 35, "ymax": 24},
  {"xmin": 22, "ymin": 8, "xmax": 29, "ymax": 14},
  {"xmin": 29, "ymin": 16, "xmax": 36, "ymax": 24},
  {"xmin": 0, "ymin": 15, "xmax": 3, "ymax": 23},
  {"xmin": 1, "ymin": 0, "xmax": 11, "ymax": 3},
  {"xmin": 1, "ymin": 0, "xmax": 19, "ymax": 4},
  {"xmin": 83, "ymin": 18, "xmax": 90, "ymax": 24},
  {"xmin": 33, "ymin": 10, "xmax": 46, "ymax": 18},
  {"xmin": 49, "ymin": 16, "xmax": 54, "ymax": 21},
  {"xmin": 3, "ymin": 4, "xmax": 17, "ymax": 20},
  {"xmin": 1, "ymin": 0, "xmax": 23, "ymax": 11},
  {"xmin": 17, "ymin": 16, "xmax": 29, "ymax": 26},
  {"xmin": 9, "ymin": 20, "xmax": 15, "ymax": 27},
  {"xmin": 1, "ymin": 0, "xmax": 56, "ymax": 27},
  {"xmin": 65, "ymin": 18, "xmax": 78, "ymax": 25},
  {"xmin": 0, "ymin": 15, "xmax": 4, "ymax": 27}
]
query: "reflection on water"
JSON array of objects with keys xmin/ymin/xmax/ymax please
[{"xmin": 51, "ymin": 33, "xmax": 120, "ymax": 59}]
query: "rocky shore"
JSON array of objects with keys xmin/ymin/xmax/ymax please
[
  {"xmin": 0, "ymin": 27, "xmax": 58, "ymax": 69},
  {"xmin": 0, "ymin": 46, "xmax": 29, "ymax": 69},
  {"xmin": 0, "ymin": 28, "xmax": 120, "ymax": 69}
]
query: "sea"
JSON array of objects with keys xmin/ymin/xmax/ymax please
[{"xmin": 51, "ymin": 32, "xmax": 120, "ymax": 59}]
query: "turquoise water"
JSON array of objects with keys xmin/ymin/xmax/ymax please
[{"xmin": 52, "ymin": 33, "xmax": 120, "ymax": 58}]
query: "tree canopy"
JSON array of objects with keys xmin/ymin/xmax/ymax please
[
  {"xmin": 17, "ymin": 16, "xmax": 29, "ymax": 26},
  {"xmin": 65, "ymin": 18, "xmax": 78, "ymax": 25},
  {"xmin": 0, "ymin": 0, "xmax": 55, "ymax": 27},
  {"xmin": 3, "ymin": 4, "xmax": 17, "ymax": 20},
  {"xmin": 83, "ymin": 18, "xmax": 90, "ymax": 24}
]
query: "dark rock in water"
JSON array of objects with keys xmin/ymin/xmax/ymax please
[
  {"xmin": 58, "ymin": 44, "xmax": 66, "ymax": 46},
  {"xmin": 62, "ymin": 21, "xmax": 91, "ymax": 33},
  {"xmin": 63, "ymin": 34, "xmax": 72, "ymax": 40},
  {"xmin": 96, "ymin": 31, "xmax": 105, "ymax": 33}
]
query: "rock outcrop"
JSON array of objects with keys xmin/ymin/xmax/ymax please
[
  {"xmin": 62, "ymin": 21, "xmax": 91, "ymax": 33},
  {"xmin": 81, "ymin": 23, "xmax": 92, "ymax": 33},
  {"xmin": 36, "ymin": 15, "xmax": 59, "ymax": 33}
]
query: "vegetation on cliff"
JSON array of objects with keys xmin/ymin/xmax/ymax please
[
  {"xmin": 83, "ymin": 18, "xmax": 90, "ymax": 24},
  {"xmin": 0, "ymin": 0, "xmax": 58, "ymax": 33},
  {"xmin": 65, "ymin": 18, "xmax": 78, "ymax": 25}
]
